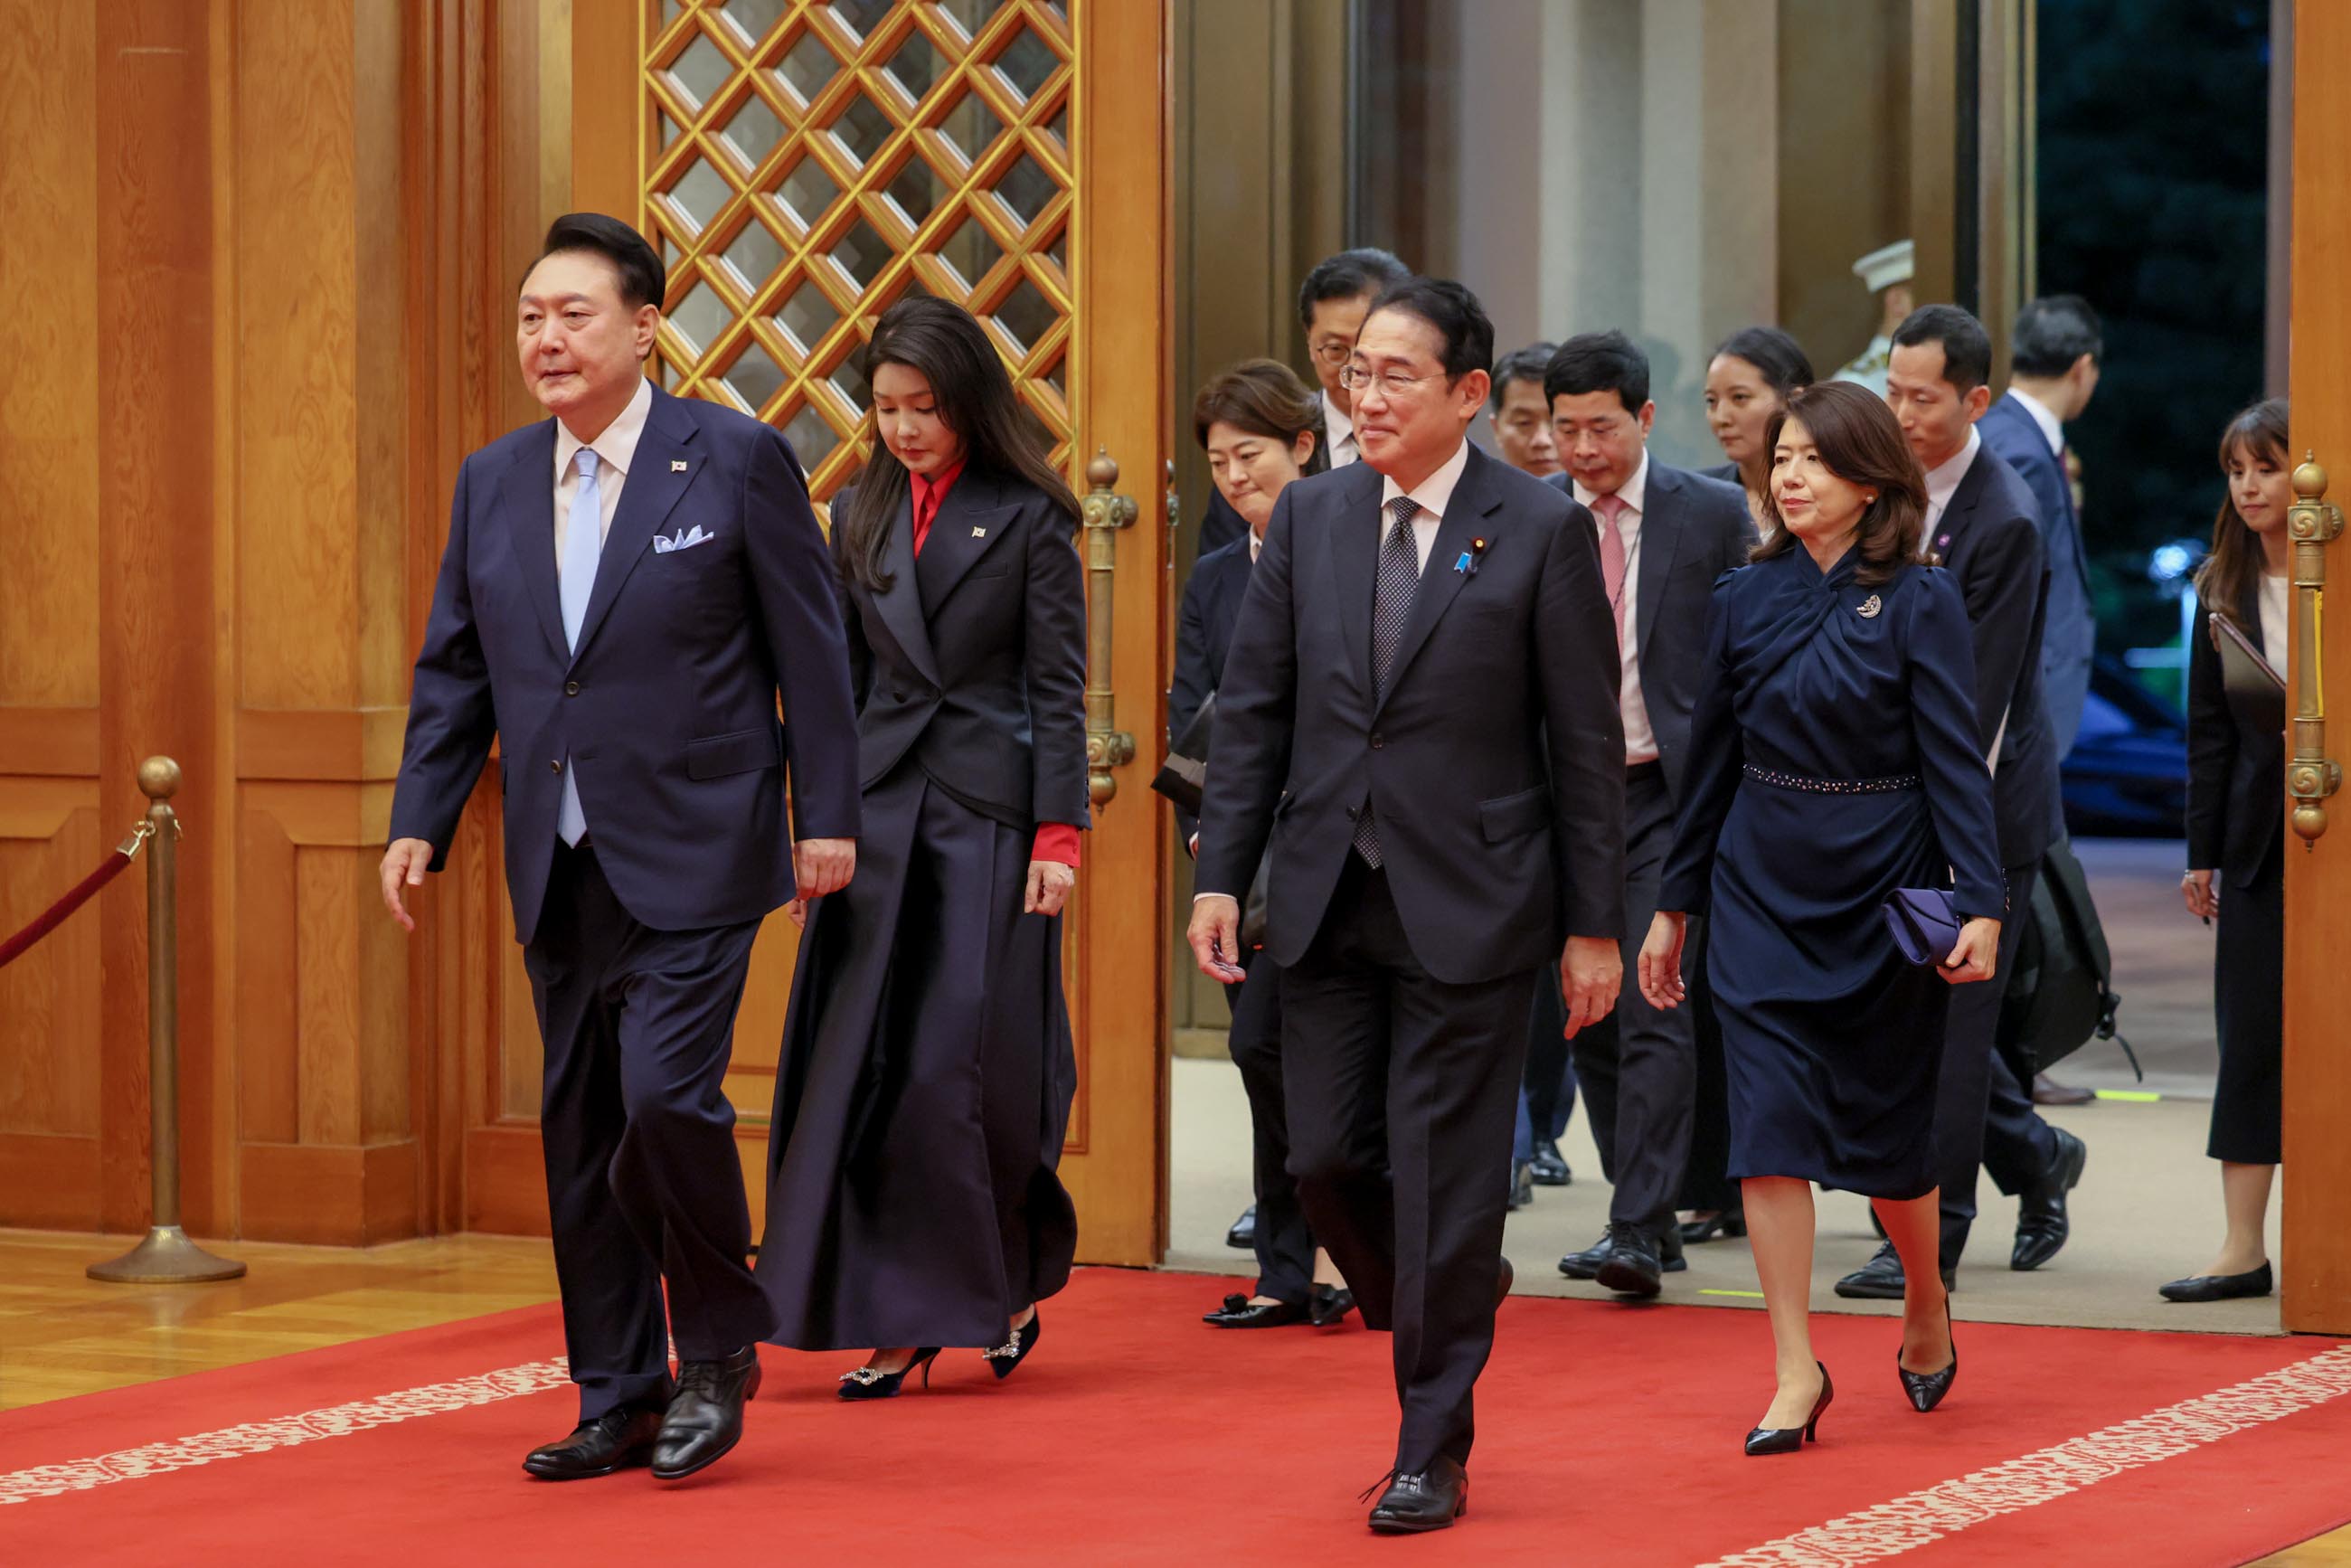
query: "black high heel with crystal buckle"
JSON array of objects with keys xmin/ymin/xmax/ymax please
[
  {"xmin": 1744, "ymin": 1361, "xmax": 1833, "ymax": 1456},
  {"xmin": 983, "ymin": 1311, "xmax": 1042, "ymax": 1380},
  {"xmin": 1898, "ymin": 1301, "xmax": 1959, "ymax": 1412},
  {"xmin": 836, "ymin": 1346, "xmax": 941, "ymax": 1401}
]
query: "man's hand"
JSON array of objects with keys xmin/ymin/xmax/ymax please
[
  {"xmin": 793, "ymin": 836, "xmax": 855, "ymax": 899},
  {"xmin": 380, "ymin": 839, "xmax": 434, "ymax": 932},
  {"xmin": 1025, "ymin": 859, "xmax": 1076, "ymax": 917},
  {"xmin": 1638, "ymin": 911, "xmax": 1688, "ymax": 1011},
  {"xmin": 1187, "ymin": 893, "xmax": 1248, "ymax": 984},
  {"xmin": 1560, "ymin": 934, "xmax": 1622, "ymax": 1038}
]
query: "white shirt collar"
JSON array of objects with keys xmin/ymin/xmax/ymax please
[
  {"xmin": 1923, "ymin": 425, "xmax": 1982, "ymax": 516},
  {"xmin": 555, "ymin": 377, "xmax": 654, "ymax": 483},
  {"xmin": 1572, "ymin": 449, "xmax": 1650, "ymax": 517},
  {"xmin": 1323, "ymin": 394, "xmax": 1357, "ymax": 460},
  {"xmin": 1248, "ymin": 528, "xmax": 1263, "ymax": 562},
  {"xmin": 1379, "ymin": 437, "xmax": 1473, "ymax": 522},
  {"xmin": 2009, "ymin": 388, "xmax": 2065, "ymax": 456}
]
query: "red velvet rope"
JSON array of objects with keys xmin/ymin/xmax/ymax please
[{"xmin": 0, "ymin": 847, "xmax": 137, "ymax": 970}]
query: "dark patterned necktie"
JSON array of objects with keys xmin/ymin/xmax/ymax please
[{"xmin": 1354, "ymin": 496, "xmax": 1423, "ymax": 866}]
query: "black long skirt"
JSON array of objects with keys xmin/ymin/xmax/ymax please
[
  {"xmin": 755, "ymin": 761, "xmax": 1078, "ymax": 1350},
  {"xmin": 2209, "ymin": 835, "xmax": 2283, "ymax": 1165}
]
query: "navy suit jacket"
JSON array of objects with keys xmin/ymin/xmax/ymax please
[
  {"xmin": 1197, "ymin": 442, "xmax": 1627, "ymax": 985},
  {"xmin": 1928, "ymin": 442, "xmax": 2059, "ymax": 869},
  {"xmin": 1978, "ymin": 392, "xmax": 2095, "ymax": 756},
  {"xmin": 389, "ymin": 383, "xmax": 861, "ymax": 946},
  {"xmin": 1167, "ymin": 535, "xmax": 1254, "ymax": 846},
  {"xmin": 1544, "ymin": 462, "xmax": 1755, "ymax": 804}
]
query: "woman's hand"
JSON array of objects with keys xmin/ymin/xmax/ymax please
[
  {"xmin": 1638, "ymin": 911, "xmax": 1689, "ymax": 1010},
  {"xmin": 1024, "ymin": 859, "xmax": 1076, "ymax": 917},
  {"xmin": 2182, "ymin": 869, "xmax": 2219, "ymax": 921},
  {"xmin": 1938, "ymin": 917, "xmax": 2002, "ymax": 985}
]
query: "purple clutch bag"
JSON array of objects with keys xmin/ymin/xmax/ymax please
[{"xmin": 1882, "ymin": 887, "xmax": 1961, "ymax": 968}]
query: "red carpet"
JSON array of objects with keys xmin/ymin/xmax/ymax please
[{"xmin": 2, "ymin": 1269, "xmax": 2346, "ymax": 1566}]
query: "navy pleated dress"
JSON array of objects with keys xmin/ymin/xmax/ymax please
[{"xmin": 1657, "ymin": 546, "xmax": 2004, "ymax": 1200}]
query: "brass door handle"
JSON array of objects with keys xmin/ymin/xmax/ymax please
[
  {"xmin": 1081, "ymin": 447, "xmax": 1139, "ymax": 807},
  {"xmin": 2288, "ymin": 454, "xmax": 2343, "ymax": 843}
]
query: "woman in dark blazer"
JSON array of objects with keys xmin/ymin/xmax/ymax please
[
  {"xmin": 756, "ymin": 297, "xmax": 1088, "ymax": 1394},
  {"xmin": 2170, "ymin": 397, "xmax": 2290, "ymax": 1304}
]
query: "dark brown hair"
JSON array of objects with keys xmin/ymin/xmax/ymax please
[
  {"xmin": 1751, "ymin": 381, "xmax": 1927, "ymax": 587},
  {"xmin": 2194, "ymin": 398, "xmax": 2290, "ymax": 623},
  {"xmin": 1192, "ymin": 358, "xmax": 1327, "ymax": 474}
]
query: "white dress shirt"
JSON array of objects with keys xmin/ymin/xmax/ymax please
[
  {"xmin": 1325, "ymin": 395, "xmax": 1361, "ymax": 468},
  {"xmin": 552, "ymin": 377, "xmax": 654, "ymax": 570},
  {"xmin": 1923, "ymin": 425, "xmax": 1983, "ymax": 539},
  {"xmin": 1573, "ymin": 453, "xmax": 1658, "ymax": 765},
  {"xmin": 2260, "ymin": 571, "xmax": 2290, "ymax": 667},
  {"xmin": 2011, "ymin": 388, "xmax": 2065, "ymax": 456},
  {"xmin": 1377, "ymin": 438, "xmax": 1468, "ymax": 571}
]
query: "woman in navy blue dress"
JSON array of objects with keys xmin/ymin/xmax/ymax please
[{"xmin": 1638, "ymin": 383, "xmax": 2004, "ymax": 1455}]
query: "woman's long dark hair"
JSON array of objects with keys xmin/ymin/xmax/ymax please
[
  {"xmin": 1750, "ymin": 381, "xmax": 1927, "ymax": 587},
  {"xmin": 836, "ymin": 295, "xmax": 1080, "ymax": 592},
  {"xmin": 2193, "ymin": 398, "xmax": 2290, "ymax": 626}
]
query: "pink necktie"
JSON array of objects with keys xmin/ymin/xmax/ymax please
[{"xmin": 1593, "ymin": 492, "xmax": 1628, "ymax": 645}]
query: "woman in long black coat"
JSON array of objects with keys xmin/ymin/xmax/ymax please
[
  {"xmin": 2170, "ymin": 397, "xmax": 2290, "ymax": 1304},
  {"xmin": 1639, "ymin": 383, "xmax": 2003, "ymax": 1454},
  {"xmin": 756, "ymin": 297, "xmax": 1088, "ymax": 1394}
]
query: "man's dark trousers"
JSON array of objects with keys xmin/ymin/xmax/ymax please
[
  {"xmin": 525, "ymin": 839, "xmax": 778, "ymax": 1420},
  {"xmin": 1933, "ymin": 860, "xmax": 2056, "ymax": 1271},
  {"xmin": 1282, "ymin": 855, "xmax": 1534, "ymax": 1475}
]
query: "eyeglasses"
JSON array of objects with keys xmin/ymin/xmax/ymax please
[
  {"xmin": 1309, "ymin": 340, "xmax": 1355, "ymax": 366},
  {"xmin": 1339, "ymin": 363, "xmax": 1445, "ymax": 398}
]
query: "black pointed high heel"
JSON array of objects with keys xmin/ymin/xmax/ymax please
[
  {"xmin": 1679, "ymin": 1209, "xmax": 1748, "ymax": 1244},
  {"xmin": 836, "ymin": 1347, "xmax": 941, "ymax": 1401},
  {"xmin": 983, "ymin": 1311, "xmax": 1042, "ymax": 1380},
  {"xmin": 1898, "ymin": 1301, "xmax": 1958, "ymax": 1412},
  {"xmin": 1744, "ymin": 1362, "xmax": 1833, "ymax": 1456}
]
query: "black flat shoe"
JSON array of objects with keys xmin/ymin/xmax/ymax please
[
  {"xmin": 522, "ymin": 1405, "xmax": 663, "ymax": 1480},
  {"xmin": 1679, "ymin": 1209, "xmax": 1747, "ymax": 1244},
  {"xmin": 1898, "ymin": 1301, "xmax": 1958, "ymax": 1412},
  {"xmin": 2159, "ymin": 1261, "xmax": 2273, "ymax": 1302},
  {"xmin": 984, "ymin": 1312, "xmax": 1042, "ymax": 1379},
  {"xmin": 1204, "ymin": 1293, "xmax": 1307, "ymax": 1328},
  {"xmin": 1308, "ymin": 1284, "xmax": 1356, "ymax": 1327},
  {"xmin": 837, "ymin": 1346, "xmax": 942, "ymax": 1401},
  {"xmin": 1225, "ymin": 1204, "xmax": 1257, "ymax": 1251},
  {"xmin": 1835, "ymin": 1242, "xmax": 1957, "ymax": 1300},
  {"xmin": 1744, "ymin": 1362, "xmax": 1832, "ymax": 1456},
  {"xmin": 651, "ymin": 1346, "xmax": 761, "ymax": 1479},
  {"xmin": 1364, "ymin": 1458, "xmax": 1468, "ymax": 1534},
  {"xmin": 1530, "ymin": 1138, "xmax": 1572, "ymax": 1186}
]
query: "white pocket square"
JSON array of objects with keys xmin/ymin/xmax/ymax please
[{"xmin": 653, "ymin": 524, "xmax": 713, "ymax": 554}]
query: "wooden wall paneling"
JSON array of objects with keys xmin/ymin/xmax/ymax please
[{"xmin": 0, "ymin": 785, "xmax": 103, "ymax": 1230}]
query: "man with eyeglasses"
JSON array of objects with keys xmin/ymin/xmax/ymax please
[{"xmin": 1190, "ymin": 277, "xmax": 1625, "ymax": 1535}]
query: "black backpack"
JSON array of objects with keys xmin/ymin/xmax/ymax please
[{"xmin": 1995, "ymin": 840, "xmax": 2141, "ymax": 1082}]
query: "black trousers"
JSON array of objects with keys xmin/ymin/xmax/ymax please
[
  {"xmin": 1282, "ymin": 856, "xmax": 1534, "ymax": 1474},
  {"xmin": 1568, "ymin": 765, "xmax": 1697, "ymax": 1240},
  {"xmin": 1224, "ymin": 957, "xmax": 1317, "ymax": 1304},
  {"xmin": 524, "ymin": 841, "xmax": 774, "ymax": 1420},
  {"xmin": 1933, "ymin": 859, "xmax": 2058, "ymax": 1270}
]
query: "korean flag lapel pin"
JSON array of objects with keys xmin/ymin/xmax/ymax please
[{"xmin": 671, "ymin": 459, "xmax": 688, "ymax": 472}]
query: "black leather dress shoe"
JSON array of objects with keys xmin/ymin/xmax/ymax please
[
  {"xmin": 1594, "ymin": 1221, "xmax": 1665, "ymax": 1299},
  {"xmin": 1497, "ymin": 1255, "xmax": 1514, "ymax": 1306},
  {"xmin": 651, "ymin": 1345, "xmax": 760, "ymax": 1480},
  {"xmin": 1225, "ymin": 1204, "xmax": 1257, "ymax": 1251},
  {"xmin": 2159, "ymin": 1261, "xmax": 2273, "ymax": 1302},
  {"xmin": 1833, "ymin": 1242, "xmax": 1956, "ymax": 1300},
  {"xmin": 1558, "ymin": 1229, "xmax": 1613, "ymax": 1280},
  {"xmin": 1203, "ymin": 1292, "xmax": 1308, "ymax": 1327},
  {"xmin": 522, "ymin": 1405, "xmax": 663, "ymax": 1480},
  {"xmin": 2012, "ymin": 1127, "xmax": 2087, "ymax": 1270},
  {"xmin": 1309, "ymin": 1284, "xmax": 1356, "ymax": 1327},
  {"xmin": 1366, "ymin": 1457, "xmax": 1468, "ymax": 1534},
  {"xmin": 1506, "ymin": 1160, "xmax": 1534, "ymax": 1211},
  {"xmin": 1530, "ymin": 1138, "xmax": 1572, "ymax": 1185}
]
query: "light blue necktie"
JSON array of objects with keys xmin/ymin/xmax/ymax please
[{"xmin": 556, "ymin": 448, "xmax": 600, "ymax": 845}]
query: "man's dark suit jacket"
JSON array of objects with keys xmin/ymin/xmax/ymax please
[
  {"xmin": 1544, "ymin": 462, "xmax": 1755, "ymax": 804},
  {"xmin": 390, "ymin": 383, "xmax": 861, "ymax": 946},
  {"xmin": 1978, "ymin": 392, "xmax": 2095, "ymax": 757},
  {"xmin": 1197, "ymin": 442, "xmax": 1627, "ymax": 986},
  {"xmin": 832, "ymin": 467, "xmax": 1091, "ymax": 834},
  {"xmin": 2186, "ymin": 579, "xmax": 2285, "ymax": 889},
  {"xmin": 1167, "ymin": 534, "xmax": 1254, "ymax": 845},
  {"xmin": 1928, "ymin": 441, "xmax": 2060, "ymax": 869}
]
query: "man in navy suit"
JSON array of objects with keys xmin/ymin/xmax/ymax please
[
  {"xmin": 380, "ymin": 214, "xmax": 859, "ymax": 1483},
  {"xmin": 1836, "ymin": 305, "xmax": 2088, "ymax": 1301},
  {"xmin": 1978, "ymin": 295, "xmax": 2101, "ymax": 758},
  {"xmin": 1539, "ymin": 332, "xmax": 1755, "ymax": 1299}
]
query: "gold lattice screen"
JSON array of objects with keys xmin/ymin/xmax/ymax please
[{"xmin": 642, "ymin": 0, "xmax": 1075, "ymax": 497}]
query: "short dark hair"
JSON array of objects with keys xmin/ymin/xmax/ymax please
[
  {"xmin": 1751, "ymin": 382, "xmax": 1928, "ymax": 587},
  {"xmin": 1297, "ymin": 248, "xmax": 1412, "ymax": 328},
  {"xmin": 1544, "ymin": 330, "xmax": 1649, "ymax": 414},
  {"xmin": 1363, "ymin": 276, "xmax": 1494, "ymax": 382},
  {"xmin": 1488, "ymin": 341, "xmax": 1558, "ymax": 411},
  {"xmin": 2009, "ymin": 295, "xmax": 2104, "ymax": 377},
  {"xmin": 1890, "ymin": 304, "xmax": 1992, "ymax": 394},
  {"xmin": 526, "ymin": 213, "xmax": 665, "ymax": 310},
  {"xmin": 1194, "ymin": 358, "xmax": 1327, "ymax": 475},
  {"xmin": 1710, "ymin": 326, "xmax": 1815, "ymax": 399}
]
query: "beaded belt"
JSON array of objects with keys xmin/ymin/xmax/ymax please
[{"xmin": 1742, "ymin": 763, "xmax": 1921, "ymax": 795}]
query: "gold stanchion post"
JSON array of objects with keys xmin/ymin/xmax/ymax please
[{"xmin": 89, "ymin": 757, "xmax": 245, "ymax": 1283}]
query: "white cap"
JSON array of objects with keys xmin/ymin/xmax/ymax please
[{"xmin": 1852, "ymin": 239, "xmax": 1914, "ymax": 294}]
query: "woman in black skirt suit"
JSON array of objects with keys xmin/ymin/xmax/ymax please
[
  {"xmin": 756, "ymin": 297, "xmax": 1088, "ymax": 1394},
  {"xmin": 1639, "ymin": 383, "xmax": 2003, "ymax": 1454},
  {"xmin": 2169, "ymin": 398, "xmax": 2290, "ymax": 1304}
]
